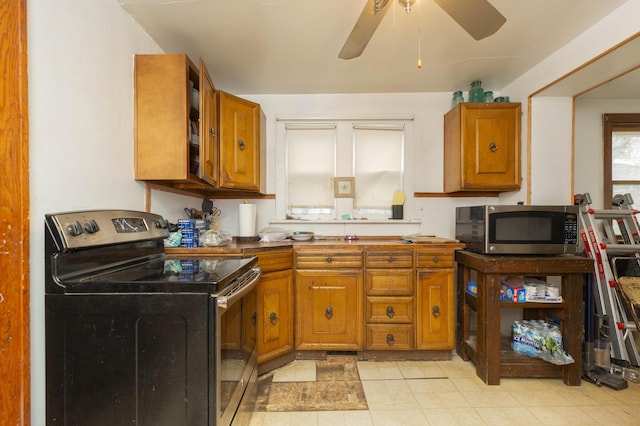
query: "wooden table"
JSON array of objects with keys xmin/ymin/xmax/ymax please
[{"xmin": 455, "ymin": 250, "xmax": 593, "ymax": 385}]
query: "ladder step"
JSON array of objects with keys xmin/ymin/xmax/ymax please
[
  {"xmin": 590, "ymin": 210, "xmax": 638, "ymax": 219},
  {"xmin": 599, "ymin": 244, "xmax": 640, "ymax": 253}
]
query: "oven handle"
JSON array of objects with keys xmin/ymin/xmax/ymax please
[{"xmin": 215, "ymin": 267, "xmax": 261, "ymax": 311}]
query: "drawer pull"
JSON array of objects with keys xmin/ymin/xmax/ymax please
[
  {"xmin": 386, "ymin": 333, "xmax": 395, "ymax": 346},
  {"xmin": 326, "ymin": 257, "xmax": 333, "ymax": 263},
  {"xmin": 238, "ymin": 139, "xmax": 246, "ymax": 150},
  {"xmin": 269, "ymin": 312, "xmax": 279, "ymax": 325},
  {"xmin": 325, "ymin": 306, "xmax": 333, "ymax": 320},
  {"xmin": 432, "ymin": 305, "xmax": 441, "ymax": 318},
  {"xmin": 432, "ymin": 256, "xmax": 439, "ymax": 263},
  {"xmin": 386, "ymin": 306, "xmax": 395, "ymax": 318},
  {"xmin": 387, "ymin": 256, "xmax": 393, "ymax": 263},
  {"xmin": 489, "ymin": 142, "xmax": 498, "ymax": 152},
  {"xmin": 252, "ymin": 312, "xmax": 257, "ymax": 325}
]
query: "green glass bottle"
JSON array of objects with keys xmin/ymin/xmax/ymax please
[
  {"xmin": 451, "ymin": 90, "xmax": 464, "ymax": 108},
  {"xmin": 469, "ymin": 80, "xmax": 484, "ymax": 102}
]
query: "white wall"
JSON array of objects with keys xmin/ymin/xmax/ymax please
[
  {"xmin": 574, "ymin": 98, "xmax": 640, "ymax": 208},
  {"xmin": 27, "ymin": 0, "xmax": 640, "ymax": 422},
  {"xmin": 28, "ymin": 1, "xmax": 202, "ymax": 423},
  {"xmin": 501, "ymin": 1, "xmax": 640, "ymax": 205},
  {"xmin": 529, "ymin": 97, "xmax": 575, "ymax": 204}
]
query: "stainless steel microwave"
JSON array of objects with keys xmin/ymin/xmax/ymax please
[{"xmin": 455, "ymin": 205, "xmax": 580, "ymax": 255}]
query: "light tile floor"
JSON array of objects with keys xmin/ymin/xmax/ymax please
[{"xmin": 249, "ymin": 354, "xmax": 640, "ymax": 425}]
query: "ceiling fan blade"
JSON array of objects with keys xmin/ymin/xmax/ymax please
[
  {"xmin": 339, "ymin": 0, "xmax": 391, "ymax": 59},
  {"xmin": 433, "ymin": 0, "xmax": 506, "ymax": 40}
]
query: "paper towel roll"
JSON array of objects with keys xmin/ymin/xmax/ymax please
[{"xmin": 238, "ymin": 203, "xmax": 256, "ymax": 236}]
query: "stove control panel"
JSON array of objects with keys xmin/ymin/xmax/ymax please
[{"xmin": 46, "ymin": 210, "xmax": 170, "ymax": 250}]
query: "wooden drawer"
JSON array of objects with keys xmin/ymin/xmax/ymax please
[
  {"xmin": 366, "ymin": 324, "xmax": 414, "ymax": 350},
  {"xmin": 415, "ymin": 248, "xmax": 455, "ymax": 268},
  {"xmin": 254, "ymin": 249, "xmax": 293, "ymax": 273},
  {"xmin": 366, "ymin": 250, "xmax": 414, "ymax": 268},
  {"xmin": 366, "ymin": 296, "xmax": 413, "ymax": 323},
  {"xmin": 366, "ymin": 269, "xmax": 414, "ymax": 296},
  {"xmin": 295, "ymin": 249, "xmax": 363, "ymax": 269}
]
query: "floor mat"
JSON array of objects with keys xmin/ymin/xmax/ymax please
[{"xmin": 255, "ymin": 359, "xmax": 368, "ymax": 412}]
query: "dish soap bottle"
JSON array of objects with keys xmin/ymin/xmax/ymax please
[{"xmin": 469, "ymin": 80, "xmax": 484, "ymax": 102}]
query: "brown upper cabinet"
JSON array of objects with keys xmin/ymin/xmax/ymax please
[
  {"xmin": 218, "ymin": 91, "xmax": 265, "ymax": 192},
  {"xmin": 134, "ymin": 54, "xmax": 265, "ymax": 196},
  {"xmin": 443, "ymin": 103, "xmax": 521, "ymax": 193}
]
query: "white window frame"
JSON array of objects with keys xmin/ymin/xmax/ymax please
[{"xmin": 275, "ymin": 116, "xmax": 414, "ymax": 221}]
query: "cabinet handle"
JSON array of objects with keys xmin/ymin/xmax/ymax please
[
  {"xmin": 432, "ymin": 305, "xmax": 441, "ymax": 318},
  {"xmin": 238, "ymin": 139, "xmax": 246, "ymax": 150},
  {"xmin": 269, "ymin": 312, "xmax": 279, "ymax": 325},
  {"xmin": 386, "ymin": 306, "xmax": 395, "ymax": 318},
  {"xmin": 432, "ymin": 256, "xmax": 439, "ymax": 263},
  {"xmin": 325, "ymin": 306, "xmax": 333, "ymax": 320},
  {"xmin": 489, "ymin": 142, "xmax": 498, "ymax": 152},
  {"xmin": 209, "ymin": 127, "xmax": 216, "ymax": 136},
  {"xmin": 252, "ymin": 312, "xmax": 257, "ymax": 325},
  {"xmin": 386, "ymin": 333, "xmax": 395, "ymax": 346},
  {"xmin": 387, "ymin": 256, "xmax": 393, "ymax": 263},
  {"xmin": 326, "ymin": 257, "xmax": 333, "ymax": 263}
]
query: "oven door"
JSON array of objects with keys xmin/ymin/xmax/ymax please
[{"xmin": 213, "ymin": 267, "xmax": 261, "ymax": 426}]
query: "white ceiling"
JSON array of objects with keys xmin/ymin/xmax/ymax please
[{"xmin": 118, "ymin": 0, "xmax": 630, "ymax": 95}]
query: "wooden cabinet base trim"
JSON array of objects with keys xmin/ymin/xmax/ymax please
[
  {"xmin": 291, "ymin": 350, "xmax": 453, "ymax": 362},
  {"xmin": 258, "ymin": 352, "xmax": 296, "ymax": 375},
  {"xmin": 145, "ymin": 182, "xmax": 274, "ymax": 200},
  {"xmin": 414, "ymin": 191, "xmax": 501, "ymax": 198},
  {"xmin": 362, "ymin": 350, "xmax": 452, "ymax": 361}
]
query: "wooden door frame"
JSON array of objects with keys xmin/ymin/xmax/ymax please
[{"xmin": 1, "ymin": 0, "xmax": 31, "ymax": 424}]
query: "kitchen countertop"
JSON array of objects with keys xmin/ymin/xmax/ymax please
[{"xmin": 165, "ymin": 236, "xmax": 463, "ymax": 256}]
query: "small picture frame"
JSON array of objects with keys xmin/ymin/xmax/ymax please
[{"xmin": 334, "ymin": 177, "xmax": 355, "ymax": 198}]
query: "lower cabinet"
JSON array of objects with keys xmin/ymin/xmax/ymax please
[
  {"xmin": 415, "ymin": 248, "xmax": 458, "ymax": 350},
  {"xmin": 257, "ymin": 269, "xmax": 293, "ymax": 364},
  {"xmin": 364, "ymin": 249, "xmax": 415, "ymax": 351},
  {"xmin": 295, "ymin": 270, "xmax": 363, "ymax": 350},
  {"xmin": 178, "ymin": 242, "xmax": 464, "ymax": 370}
]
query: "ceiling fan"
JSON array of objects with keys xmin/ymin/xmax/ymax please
[{"xmin": 339, "ymin": 0, "xmax": 507, "ymax": 59}]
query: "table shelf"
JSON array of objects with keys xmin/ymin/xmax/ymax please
[
  {"xmin": 455, "ymin": 250, "xmax": 593, "ymax": 385},
  {"xmin": 464, "ymin": 292, "xmax": 568, "ymax": 309}
]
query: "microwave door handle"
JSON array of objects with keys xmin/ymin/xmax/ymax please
[{"xmin": 215, "ymin": 267, "xmax": 261, "ymax": 312}]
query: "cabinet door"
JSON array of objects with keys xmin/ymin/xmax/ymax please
[
  {"xmin": 295, "ymin": 270, "xmax": 363, "ymax": 350},
  {"xmin": 241, "ymin": 285, "xmax": 257, "ymax": 354},
  {"xmin": 416, "ymin": 269, "xmax": 454, "ymax": 350},
  {"xmin": 257, "ymin": 270, "xmax": 294, "ymax": 364},
  {"xmin": 198, "ymin": 59, "xmax": 218, "ymax": 186},
  {"xmin": 461, "ymin": 106, "xmax": 520, "ymax": 189},
  {"xmin": 135, "ymin": 54, "xmax": 195, "ymax": 181},
  {"xmin": 218, "ymin": 91, "xmax": 261, "ymax": 191},
  {"xmin": 220, "ymin": 296, "xmax": 242, "ymax": 350}
]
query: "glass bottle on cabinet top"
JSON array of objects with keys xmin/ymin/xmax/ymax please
[
  {"xmin": 451, "ymin": 90, "xmax": 464, "ymax": 108},
  {"xmin": 468, "ymin": 80, "xmax": 484, "ymax": 102}
]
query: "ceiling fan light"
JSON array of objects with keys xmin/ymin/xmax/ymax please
[{"xmin": 399, "ymin": 0, "xmax": 416, "ymax": 14}]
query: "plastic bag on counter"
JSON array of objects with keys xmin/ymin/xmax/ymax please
[
  {"xmin": 511, "ymin": 320, "xmax": 574, "ymax": 365},
  {"xmin": 164, "ymin": 231, "xmax": 182, "ymax": 247},
  {"xmin": 257, "ymin": 227, "xmax": 292, "ymax": 242},
  {"xmin": 199, "ymin": 229, "xmax": 232, "ymax": 247}
]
